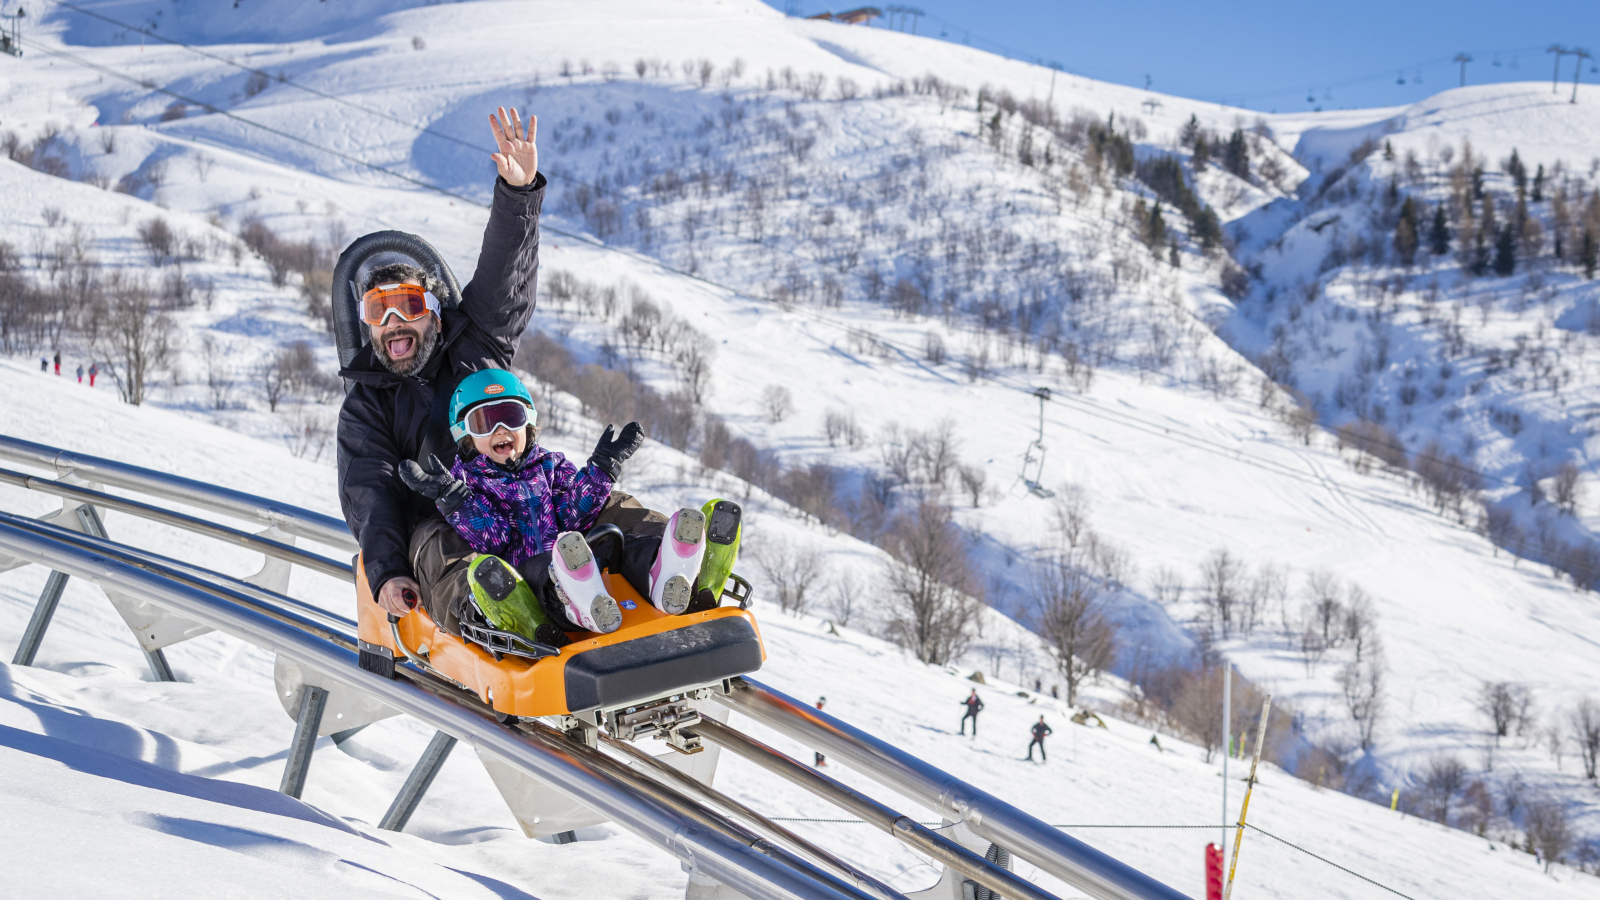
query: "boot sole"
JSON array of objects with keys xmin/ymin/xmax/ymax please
[
  {"xmin": 673, "ymin": 508, "xmax": 706, "ymax": 545},
  {"xmin": 659, "ymin": 574, "xmax": 692, "ymax": 615},
  {"xmin": 556, "ymin": 532, "xmax": 594, "ymax": 571},
  {"xmin": 473, "ymin": 556, "xmax": 519, "ymax": 603},
  {"xmin": 590, "ymin": 594, "xmax": 623, "ymax": 633}
]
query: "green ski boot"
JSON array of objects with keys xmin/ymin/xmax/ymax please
[
  {"xmin": 465, "ymin": 554, "xmax": 569, "ymax": 651},
  {"xmin": 691, "ymin": 499, "xmax": 744, "ymax": 610}
]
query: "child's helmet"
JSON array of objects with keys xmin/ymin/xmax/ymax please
[{"xmin": 448, "ymin": 368, "xmax": 536, "ymax": 442}]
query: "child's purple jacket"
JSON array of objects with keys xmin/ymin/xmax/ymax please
[{"xmin": 445, "ymin": 446, "xmax": 612, "ymax": 566}]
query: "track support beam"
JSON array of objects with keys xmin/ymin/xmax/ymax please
[
  {"xmin": 380, "ymin": 730, "xmax": 457, "ymax": 831},
  {"xmin": 280, "ymin": 685, "xmax": 328, "ymax": 798},
  {"xmin": 13, "ymin": 570, "xmax": 69, "ymax": 666}
]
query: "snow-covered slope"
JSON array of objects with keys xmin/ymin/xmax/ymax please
[
  {"xmin": 0, "ymin": 0, "xmax": 1598, "ymax": 888},
  {"xmin": 0, "ymin": 359, "xmax": 1593, "ymax": 899}
]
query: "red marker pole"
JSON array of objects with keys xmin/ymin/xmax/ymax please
[{"xmin": 1204, "ymin": 843, "xmax": 1223, "ymax": 900}]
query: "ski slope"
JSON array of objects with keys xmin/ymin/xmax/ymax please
[
  {"xmin": 0, "ymin": 0, "xmax": 1597, "ymax": 891},
  {"xmin": 0, "ymin": 359, "xmax": 1591, "ymax": 899}
]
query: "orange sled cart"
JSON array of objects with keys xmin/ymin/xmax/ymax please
[{"xmin": 354, "ymin": 555, "xmax": 765, "ymax": 719}]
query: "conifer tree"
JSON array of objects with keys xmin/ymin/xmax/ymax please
[
  {"xmin": 1582, "ymin": 225, "xmax": 1598, "ymax": 280},
  {"xmin": 1532, "ymin": 164, "xmax": 1545, "ymax": 202},
  {"xmin": 1428, "ymin": 204, "xmax": 1452, "ymax": 256},
  {"xmin": 1146, "ymin": 202, "xmax": 1167, "ymax": 249},
  {"xmin": 1180, "ymin": 114, "xmax": 1201, "ymax": 148},
  {"xmin": 1223, "ymin": 129, "xmax": 1249, "ymax": 179},
  {"xmin": 1493, "ymin": 224, "xmax": 1517, "ymax": 276},
  {"xmin": 1383, "ymin": 140, "xmax": 1395, "ymax": 161},
  {"xmin": 1192, "ymin": 133, "xmax": 1210, "ymax": 168},
  {"xmin": 1394, "ymin": 196, "xmax": 1420, "ymax": 266}
]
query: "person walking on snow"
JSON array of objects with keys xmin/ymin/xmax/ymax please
[
  {"xmin": 75, "ymin": 364, "xmax": 84, "ymax": 383},
  {"xmin": 960, "ymin": 689, "xmax": 983, "ymax": 735},
  {"xmin": 1027, "ymin": 716, "xmax": 1053, "ymax": 761},
  {"xmin": 52, "ymin": 351, "xmax": 60, "ymax": 375},
  {"xmin": 814, "ymin": 697, "xmax": 827, "ymax": 767},
  {"xmin": 88, "ymin": 363, "xmax": 98, "ymax": 387}
]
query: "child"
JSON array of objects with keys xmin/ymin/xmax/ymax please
[{"xmin": 400, "ymin": 368, "xmax": 737, "ymax": 650}]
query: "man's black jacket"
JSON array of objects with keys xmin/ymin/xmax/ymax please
[
  {"xmin": 1031, "ymin": 721, "xmax": 1052, "ymax": 740},
  {"xmin": 336, "ymin": 174, "xmax": 546, "ymax": 594}
]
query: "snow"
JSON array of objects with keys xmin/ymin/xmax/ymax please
[{"xmin": 0, "ymin": 0, "xmax": 1597, "ymax": 895}]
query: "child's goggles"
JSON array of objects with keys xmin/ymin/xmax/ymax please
[
  {"xmin": 460, "ymin": 399, "xmax": 536, "ymax": 438},
  {"xmin": 361, "ymin": 283, "xmax": 441, "ymax": 326}
]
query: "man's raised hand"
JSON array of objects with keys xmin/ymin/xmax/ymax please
[{"xmin": 489, "ymin": 106, "xmax": 538, "ymax": 187}]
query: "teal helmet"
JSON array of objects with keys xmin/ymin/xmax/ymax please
[{"xmin": 448, "ymin": 368, "xmax": 536, "ymax": 442}]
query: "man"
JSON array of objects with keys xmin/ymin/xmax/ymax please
[
  {"xmin": 75, "ymin": 364, "xmax": 84, "ymax": 383},
  {"xmin": 959, "ymin": 688, "xmax": 983, "ymax": 736},
  {"xmin": 338, "ymin": 106, "xmax": 551, "ymax": 631},
  {"xmin": 88, "ymin": 363, "xmax": 97, "ymax": 387},
  {"xmin": 53, "ymin": 350, "xmax": 60, "ymax": 375},
  {"xmin": 1027, "ymin": 716, "xmax": 1052, "ymax": 762}
]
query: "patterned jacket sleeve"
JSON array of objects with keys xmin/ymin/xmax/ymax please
[
  {"xmin": 445, "ymin": 467, "xmax": 513, "ymax": 558},
  {"xmin": 547, "ymin": 451, "xmax": 614, "ymax": 534}
]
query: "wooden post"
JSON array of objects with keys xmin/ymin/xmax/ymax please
[{"xmin": 1223, "ymin": 695, "xmax": 1272, "ymax": 900}]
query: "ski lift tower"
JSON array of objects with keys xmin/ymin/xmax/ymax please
[
  {"xmin": 1, "ymin": 5, "xmax": 24, "ymax": 59},
  {"xmin": 1020, "ymin": 387, "xmax": 1053, "ymax": 498}
]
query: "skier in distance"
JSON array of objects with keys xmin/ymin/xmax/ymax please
[
  {"xmin": 959, "ymin": 688, "xmax": 983, "ymax": 735},
  {"xmin": 1027, "ymin": 715, "xmax": 1052, "ymax": 762}
]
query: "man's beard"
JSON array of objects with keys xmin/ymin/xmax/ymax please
[{"xmin": 374, "ymin": 324, "xmax": 441, "ymax": 377}]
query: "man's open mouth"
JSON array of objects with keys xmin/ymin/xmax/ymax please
[{"xmin": 386, "ymin": 334, "xmax": 416, "ymax": 358}]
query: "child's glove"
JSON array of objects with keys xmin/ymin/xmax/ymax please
[
  {"xmin": 589, "ymin": 422, "xmax": 644, "ymax": 481},
  {"xmin": 399, "ymin": 455, "xmax": 473, "ymax": 516}
]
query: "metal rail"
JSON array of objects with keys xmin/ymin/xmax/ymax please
[
  {"xmin": 0, "ymin": 434, "xmax": 356, "ymax": 551},
  {"xmin": 693, "ymin": 716, "xmax": 1060, "ymax": 900},
  {"xmin": 0, "ymin": 467, "xmax": 353, "ymax": 582},
  {"xmin": 0, "ymin": 512, "xmax": 358, "ymax": 646},
  {"xmin": 720, "ymin": 679, "xmax": 1192, "ymax": 900},
  {"xmin": 597, "ymin": 730, "xmax": 908, "ymax": 900},
  {"xmin": 0, "ymin": 520, "xmax": 853, "ymax": 900}
]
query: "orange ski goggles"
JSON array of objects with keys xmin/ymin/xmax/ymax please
[{"xmin": 361, "ymin": 283, "xmax": 441, "ymax": 326}]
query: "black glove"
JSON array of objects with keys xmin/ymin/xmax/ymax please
[
  {"xmin": 589, "ymin": 422, "xmax": 644, "ymax": 481},
  {"xmin": 399, "ymin": 454, "xmax": 473, "ymax": 516}
]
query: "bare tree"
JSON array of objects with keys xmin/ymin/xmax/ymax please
[
  {"xmin": 956, "ymin": 463, "xmax": 986, "ymax": 507},
  {"xmin": 95, "ymin": 274, "xmax": 175, "ymax": 405},
  {"xmin": 882, "ymin": 500, "xmax": 984, "ymax": 665},
  {"xmin": 1150, "ymin": 566, "xmax": 1183, "ymax": 606},
  {"xmin": 1572, "ymin": 696, "xmax": 1600, "ymax": 780},
  {"xmin": 1551, "ymin": 461, "xmax": 1583, "ymax": 515},
  {"xmin": 1420, "ymin": 754, "xmax": 1467, "ymax": 824},
  {"xmin": 1339, "ymin": 640, "xmax": 1385, "ymax": 750},
  {"xmin": 1342, "ymin": 585, "xmax": 1377, "ymax": 662},
  {"xmin": 760, "ymin": 384, "xmax": 794, "ymax": 423},
  {"xmin": 1199, "ymin": 548, "xmax": 1244, "ymax": 638},
  {"xmin": 1305, "ymin": 570, "xmax": 1345, "ymax": 648},
  {"xmin": 1525, "ymin": 798, "xmax": 1572, "ymax": 871},
  {"xmin": 754, "ymin": 542, "xmax": 823, "ymax": 615},
  {"xmin": 137, "ymin": 217, "xmax": 174, "ymax": 266},
  {"xmin": 1049, "ymin": 483, "xmax": 1090, "ymax": 549},
  {"xmin": 1030, "ymin": 549, "xmax": 1118, "ymax": 706},
  {"xmin": 912, "ymin": 418, "xmax": 960, "ymax": 488},
  {"xmin": 1476, "ymin": 682, "xmax": 1532, "ymax": 742},
  {"xmin": 826, "ymin": 571, "xmax": 858, "ymax": 627},
  {"xmin": 200, "ymin": 335, "xmax": 233, "ymax": 410},
  {"xmin": 259, "ymin": 352, "xmax": 289, "ymax": 413}
]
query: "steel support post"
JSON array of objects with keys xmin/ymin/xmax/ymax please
[
  {"xmin": 379, "ymin": 730, "xmax": 458, "ymax": 831},
  {"xmin": 75, "ymin": 503, "xmax": 176, "ymax": 683},
  {"xmin": 13, "ymin": 570, "xmax": 69, "ymax": 666},
  {"xmin": 280, "ymin": 685, "xmax": 328, "ymax": 798}
]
